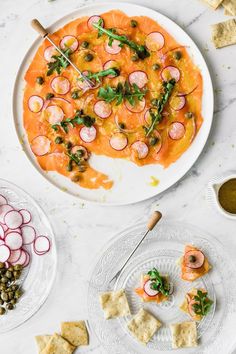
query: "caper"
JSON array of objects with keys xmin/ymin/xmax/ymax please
[
  {"xmin": 55, "ymin": 136, "xmax": 64, "ymax": 144},
  {"xmin": 119, "ymin": 122, "xmax": 125, "ymax": 129},
  {"xmin": 151, "ymin": 98, "xmax": 158, "ymax": 106},
  {"xmin": 14, "ymin": 290, "xmax": 22, "ymax": 299},
  {"xmin": 130, "ymin": 19, "xmax": 138, "ymax": 28},
  {"xmin": 8, "ymin": 267, "xmax": 14, "ymax": 272},
  {"xmin": 36, "ymin": 76, "xmax": 44, "ymax": 85},
  {"xmin": 189, "ymin": 255, "xmax": 196, "ymax": 263},
  {"xmin": 78, "ymin": 165, "xmax": 86, "ymax": 173},
  {"xmin": 76, "ymin": 109, "xmax": 84, "ymax": 115},
  {"xmin": 0, "ymin": 307, "xmax": 5, "ymax": 315},
  {"xmin": 11, "ymin": 285, "xmax": 18, "ymax": 291},
  {"xmin": 1, "ymin": 277, "xmax": 8, "ymax": 284},
  {"xmin": 67, "ymin": 160, "xmax": 73, "ymax": 172},
  {"xmin": 75, "ymin": 149, "xmax": 84, "ymax": 158},
  {"xmin": 185, "ymin": 111, "xmax": 194, "ymax": 119},
  {"xmin": 10, "ymin": 299, "xmax": 16, "ymax": 305},
  {"xmin": 71, "ymin": 175, "xmax": 80, "ymax": 183},
  {"xmin": 0, "ymin": 284, "xmax": 6, "ymax": 291},
  {"xmin": 14, "ymin": 265, "xmax": 22, "ymax": 271},
  {"xmin": 152, "ymin": 63, "xmax": 160, "ymax": 71},
  {"xmin": 81, "ymin": 41, "xmax": 89, "ymax": 48},
  {"xmin": 65, "ymin": 141, "xmax": 72, "ymax": 150},
  {"xmin": 1, "ymin": 293, "xmax": 8, "ymax": 302},
  {"xmin": 5, "ymin": 271, "xmax": 13, "ymax": 279},
  {"xmin": 84, "ymin": 53, "xmax": 94, "ymax": 62},
  {"xmin": 45, "ymin": 93, "xmax": 54, "ymax": 100},
  {"xmin": 0, "ymin": 299, "xmax": 3, "ymax": 306},
  {"xmin": 0, "ymin": 263, "xmax": 4, "ymax": 269},
  {"xmin": 6, "ymin": 303, "xmax": 14, "ymax": 310},
  {"xmin": 8, "ymin": 292, "xmax": 14, "ymax": 300},
  {"xmin": 150, "ymin": 137, "xmax": 158, "ymax": 146},
  {"xmin": 131, "ymin": 54, "xmax": 138, "ymax": 62},
  {"xmin": 173, "ymin": 51, "xmax": 182, "ymax": 60},
  {"xmin": 71, "ymin": 90, "xmax": 79, "ymax": 99},
  {"xmin": 13, "ymin": 271, "xmax": 21, "ymax": 280}
]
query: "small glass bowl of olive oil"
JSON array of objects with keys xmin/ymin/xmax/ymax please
[{"xmin": 207, "ymin": 173, "xmax": 236, "ymax": 219}]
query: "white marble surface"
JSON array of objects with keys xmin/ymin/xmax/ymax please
[{"xmin": 0, "ymin": 0, "xmax": 236, "ymax": 353}]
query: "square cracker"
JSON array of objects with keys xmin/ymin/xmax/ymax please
[
  {"xmin": 41, "ymin": 333, "xmax": 75, "ymax": 354},
  {"xmin": 223, "ymin": 0, "xmax": 236, "ymax": 16},
  {"xmin": 61, "ymin": 321, "xmax": 89, "ymax": 347},
  {"xmin": 170, "ymin": 321, "xmax": 197, "ymax": 349},
  {"xmin": 212, "ymin": 19, "xmax": 236, "ymax": 48},
  {"xmin": 99, "ymin": 289, "xmax": 131, "ymax": 319},
  {"xmin": 35, "ymin": 336, "xmax": 52, "ymax": 353},
  {"xmin": 203, "ymin": 0, "xmax": 224, "ymax": 9},
  {"xmin": 127, "ymin": 308, "xmax": 162, "ymax": 345}
]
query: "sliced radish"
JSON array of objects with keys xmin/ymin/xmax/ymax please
[
  {"xmin": 0, "ymin": 205, "xmax": 14, "ymax": 224},
  {"xmin": 0, "ymin": 223, "xmax": 8, "ymax": 232},
  {"xmin": 143, "ymin": 280, "xmax": 159, "ymax": 297},
  {"xmin": 8, "ymin": 249, "xmax": 22, "ymax": 263},
  {"xmin": 51, "ymin": 76, "xmax": 70, "ymax": 95},
  {"xmin": 71, "ymin": 146, "xmax": 89, "ymax": 160},
  {"xmin": 34, "ymin": 236, "xmax": 50, "ymax": 254},
  {"xmin": 161, "ymin": 66, "xmax": 180, "ymax": 82},
  {"xmin": 125, "ymin": 98, "xmax": 146, "ymax": 113},
  {"xmin": 169, "ymin": 95, "xmax": 186, "ymax": 111},
  {"xmin": 60, "ymin": 35, "xmax": 78, "ymax": 52},
  {"xmin": 4, "ymin": 210, "xmax": 23, "ymax": 229},
  {"xmin": 131, "ymin": 141, "xmax": 149, "ymax": 159},
  {"xmin": 94, "ymin": 100, "xmax": 112, "ymax": 119},
  {"xmin": 0, "ymin": 224, "xmax": 4, "ymax": 238},
  {"xmin": 87, "ymin": 15, "xmax": 104, "ymax": 30},
  {"xmin": 110, "ymin": 133, "xmax": 128, "ymax": 151},
  {"xmin": 19, "ymin": 209, "xmax": 31, "ymax": 224},
  {"xmin": 12, "ymin": 249, "xmax": 27, "ymax": 266},
  {"xmin": 23, "ymin": 250, "xmax": 30, "ymax": 267},
  {"xmin": 128, "ymin": 71, "xmax": 148, "ymax": 89},
  {"xmin": 4, "ymin": 262, "xmax": 10, "ymax": 269},
  {"xmin": 0, "ymin": 245, "xmax": 10, "ymax": 262},
  {"xmin": 80, "ymin": 126, "xmax": 97, "ymax": 143},
  {"xmin": 21, "ymin": 225, "xmax": 36, "ymax": 245},
  {"xmin": 184, "ymin": 250, "xmax": 205, "ymax": 269},
  {"xmin": 5, "ymin": 232, "xmax": 23, "ymax": 251},
  {"xmin": 105, "ymin": 39, "xmax": 122, "ymax": 55},
  {"xmin": 28, "ymin": 95, "xmax": 44, "ymax": 113},
  {"xmin": 152, "ymin": 130, "xmax": 162, "ymax": 154},
  {"xmin": 145, "ymin": 32, "xmax": 165, "ymax": 51},
  {"xmin": 168, "ymin": 122, "xmax": 185, "ymax": 140},
  {"xmin": 44, "ymin": 45, "xmax": 58, "ymax": 62},
  {"xmin": 44, "ymin": 105, "xmax": 64, "ymax": 124},
  {"xmin": 5, "ymin": 228, "xmax": 21, "ymax": 236},
  {"xmin": 188, "ymin": 299, "xmax": 197, "ymax": 317},
  {"xmin": 0, "ymin": 240, "xmax": 5, "ymax": 246},
  {"xmin": 103, "ymin": 60, "xmax": 119, "ymax": 77},
  {"xmin": 0, "ymin": 195, "xmax": 7, "ymax": 206},
  {"xmin": 31, "ymin": 135, "xmax": 51, "ymax": 156}
]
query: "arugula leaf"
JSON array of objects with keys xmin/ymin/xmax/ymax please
[
  {"xmin": 191, "ymin": 290, "xmax": 213, "ymax": 316},
  {"xmin": 52, "ymin": 110, "xmax": 95, "ymax": 133},
  {"xmin": 147, "ymin": 268, "xmax": 170, "ymax": 296},
  {"xmin": 93, "ymin": 21, "xmax": 150, "ymax": 60},
  {"xmin": 79, "ymin": 68, "xmax": 120, "ymax": 83},
  {"xmin": 46, "ymin": 48, "xmax": 71, "ymax": 76},
  {"xmin": 145, "ymin": 79, "xmax": 176, "ymax": 136}
]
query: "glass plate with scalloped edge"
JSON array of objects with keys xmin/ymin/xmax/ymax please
[
  {"xmin": 0, "ymin": 179, "xmax": 57, "ymax": 333},
  {"xmin": 87, "ymin": 222, "xmax": 236, "ymax": 353}
]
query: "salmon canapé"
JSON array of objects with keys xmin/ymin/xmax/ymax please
[{"xmin": 23, "ymin": 10, "xmax": 204, "ymax": 190}]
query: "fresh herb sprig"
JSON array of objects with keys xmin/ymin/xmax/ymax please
[
  {"xmin": 52, "ymin": 110, "xmax": 95, "ymax": 133},
  {"xmin": 145, "ymin": 79, "xmax": 176, "ymax": 136},
  {"xmin": 93, "ymin": 19, "xmax": 150, "ymax": 60},
  {"xmin": 98, "ymin": 81, "xmax": 147, "ymax": 106},
  {"xmin": 82, "ymin": 68, "xmax": 120, "ymax": 83},
  {"xmin": 192, "ymin": 290, "xmax": 213, "ymax": 316},
  {"xmin": 47, "ymin": 48, "xmax": 71, "ymax": 76},
  {"xmin": 147, "ymin": 268, "xmax": 170, "ymax": 296}
]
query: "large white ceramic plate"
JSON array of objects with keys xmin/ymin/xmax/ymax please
[
  {"xmin": 87, "ymin": 222, "xmax": 236, "ymax": 353},
  {"xmin": 13, "ymin": 2, "xmax": 214, "ymax": 205},
  {"xmin": 0, "ymin": 179, "xmax": 57, "ymax": 333}
]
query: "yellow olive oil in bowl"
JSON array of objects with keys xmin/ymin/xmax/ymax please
[{"xmin": 218, "ymin": 178, "xmax": 236, "ymax": 214}]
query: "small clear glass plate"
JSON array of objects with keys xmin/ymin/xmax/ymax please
[
  {"xmin": 87, "ymin": 222, "xmax": 236, "ymax": 353},
  {"xmin": 0, "ymin": 179, "xmax": 57, "ymax": 333}
]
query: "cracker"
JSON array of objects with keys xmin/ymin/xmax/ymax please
[
  {"xmin": 127, "ymin": 308, "xmax": 162, "ymax": 345},
  {"xmin": 170, "ymin": 321, "xmax": 197, "ymax": 349},
  {"xmin": 212, "ymin": 19, "xmax": 236, "ymax": 48},
  {"xmin": 41, "ymin": 333, "xmax": 75, "ymax": 354},
  {"xmin": 203, "ymin": 0, "xmax": 224, "ymax": 9},
  {"xmin": 224, "ymin": 8, "xmax": 233, "ymax": 15},
  {"xmin": 223, "ymin": 0, "xmax": 236, "ymax": 16},
  {"xmin": 99, "ymin": 289, "xmax": 131, "ymax": 319},
  {"xmin": 35, "ymin": 336, "xmax": 52, "ymax": 353},
  {"xmin": 61, "ymin": 321, "xmax": 89, "ymax": 347}
]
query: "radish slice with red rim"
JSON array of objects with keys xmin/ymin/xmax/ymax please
[
  {"xmin": 5, "ymin": 228, "xmax": 21, "ymax": 236},
  {"xmin": 103, "ymin": 60, "xmax": 119, "ymax": 77},
  {"xmin": 143, "ymin": 280, "xmax": 159, "ymax": 297},
  {"xmin": 161, "ymin": 66, "xmax": 180, "ymax": 82},
  {"xmin": 125, "ymin": 98, "xmax": 146, "ymax": 113},
  {"xmin": 31, "ymin": 135, "xmax": 51, "ymax": 156},
  {"xmin": 19, "ymin": 209, "xmax": 31, "ymax": 224},
  {"xmin": 11, "ymin": 249, "xmax": 27, "ymax": 266},
  {"xmin": 0, "ymin": 205, "xmax": 14, "ymax": 224},
  {"xmin": 188, "ymin": 299, "xmax": 197, "ymax": 317},
  {"xmin": 1, "ymin": 223, "xmax": 8, "ymax": 232},
  {"xmin": 28, "ymin": 95, "xmax": 44, "ymax": 113},
  {"xmin": 60, "ymin": 35, "xmax": 78, "ymax": 52},
  {"xmin": 44, "ymin": 105, "xmax": 64, "ymax": 124},
  {"xmin": 0, "ymin": 245, "xmax": 10, "ymax": 262},
  {"xmin": 71, "ymin": 146, "xmax": 89, "ymax": 160},
  {"xmin": 4, "ymin": 210, "xmax": 23, "ymax": 229},
  {"xmin": 110, "ymin": 133, "xmax": 128, "ymax": 151},
  {"xmin": 44, "ymin": 45, "xmax": 58, "ymax": 62},
  {"xmin": 21, "ymin": 225, "xmax": 36, "ymax": 245},
  {"xmin": 105, "ymin": 39, "xmax": 122, "ymax": 55},
  {"xmin": 145, "ymin": 32, "xmax": 165, "ymax": 51},
  {"xmin": 169, "ymin": 95, "xmax": 186, "ymax": 111},
  {"xmin": 0, "ymin": 224, "xmax": 4, "ymax": 238},
  {"xmin": 184, "ymin": 249, "xmax": 205, "ymax": 269},
  {"xmin": 169, "ymin": 122, "xmax": 185, "ymax": 140},
  {"xmin": 51, "ymin": 76, "xmax": 70, "ymax": 95},
  {"xmin": 23, "ymin": 250, "xmax": 31, "ymax": 267},
  {"xmin": 0, "ymin": 195, "xmax": 7, "ymax": 206},
  {"xmin": 152, "ymin": 130, "xmax": 162, "ymax": 154},
  {"xmin": 8, "ymin": 249, "xmax": 22, "ymax": 263},
  {"xmin": 87, "ymin": 15, "xmax": 104, "ymax": 30},
  {"xmin": 34, "ymin": 236, "xmax": 51, "ymax": 254},
  {"xmin": 0, "ymin": 240, "xmax": 5, "ymax": 246},
  {"xmin": 94, "ymin": 100, "xmax": 112, "ymax": 119},
  {"xmin": 80, "ymin": 126, "xmax": 97, "ymax": 143},
  {"xmin": 5, "ymin": 232, "xmax": 23, "ymax": 250},
  {"xmin": 128, "ymin": 71, "xmax": 148, "ymax": 89},
  {"xmin": 131, "ymin": 141, "xmax": 149, "ymax": 159}
]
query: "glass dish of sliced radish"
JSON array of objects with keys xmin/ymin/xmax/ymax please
[{"xmin": 0, "ymin": 179, "xmax": 56, "ymax": 333}]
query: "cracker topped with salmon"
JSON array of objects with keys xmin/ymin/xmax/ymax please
[
  {"xmin": 23, "ymin": 10, "xmax": 203, "ymax": 190},
  {"xmin": 180, "ymin": 288, "xmax": 213, "ymax": 321},
  {"xmin": 180, "ymin": 245, "xmax": 211, "ymax": 281}
]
